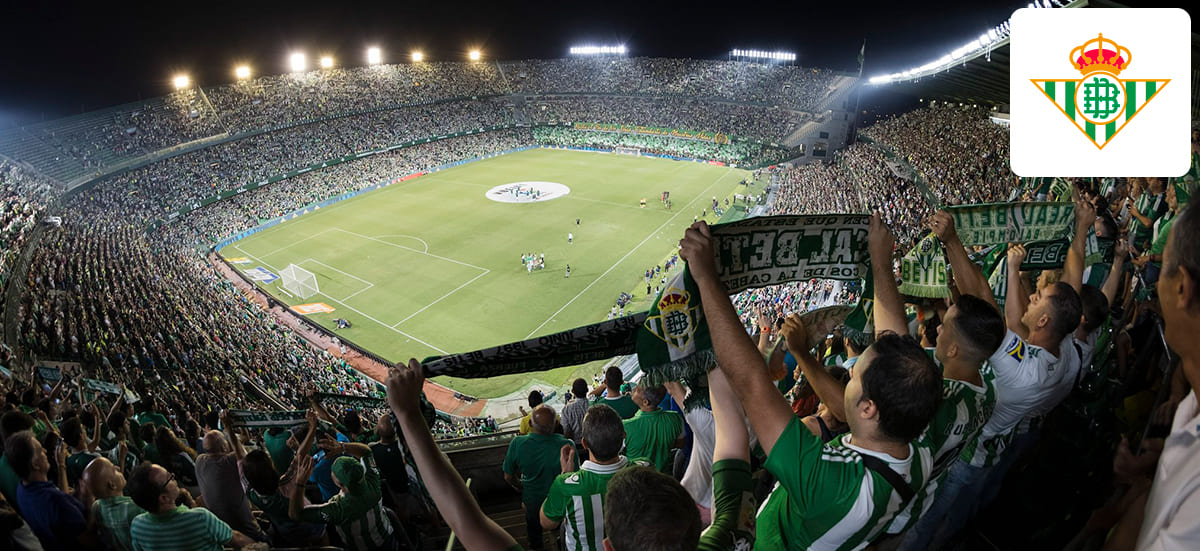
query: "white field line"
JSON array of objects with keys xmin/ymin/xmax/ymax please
[
  {"xmin": 261, "ymin": 228, "xmax": 336, "ymax": 258},
  {"xmin": 300, "ymin": 258, "xmax": 374, "ymax": 286},
  {"xmin": 373, "ymin": 234, "xmax": 430, "ymax": 253},
  {"xmin": 229, "ymin": 245, "xmax": 448, "ymax": 355},
  {"xmin": 298, "ymin": 257, "xmax": 375, "ymax": 302},
  {"xmin": 331, "ymin": 228, "xmax": 487, "ymax": 272},
  {"xmin": 391, "ymin": 270, "xmax": 491, "ymax": 328},
  {"xmin": 523, "ymin": 167, "xmax": 735, "ymax": 339}
]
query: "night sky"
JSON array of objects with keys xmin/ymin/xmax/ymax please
[{"xmin": 0, "ymin": 0, "xmax": 1189, "ymax": 127}]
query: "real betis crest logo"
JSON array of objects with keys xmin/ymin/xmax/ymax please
[
  {"xmin": 646, "ymin": 287, "xmax": 700, "ymax": 351},
  {"xmin": 1032, "ymin": 33, "xmax": 1168, "ymax": 150}
]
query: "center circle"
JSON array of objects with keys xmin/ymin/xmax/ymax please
[{"xmin": 486, "ymin": 181, "xmax": 571, "ymax": 203}]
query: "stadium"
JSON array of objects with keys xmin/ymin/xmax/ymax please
[{"xmin": 0, "ymin": 0, "xmax": 1197, "ymax": 549}]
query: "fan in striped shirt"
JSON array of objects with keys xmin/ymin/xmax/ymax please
[{"xmin": 126, "ymin": 463, "xmax": 256, "ymax": 551}]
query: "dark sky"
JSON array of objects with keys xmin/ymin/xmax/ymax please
[{"xmin": 0, "ymin": 0, "xmax": 1189, "ymax": 126}]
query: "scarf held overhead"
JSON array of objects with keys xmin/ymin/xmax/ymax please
[{"xmin": 948, "ymin": 202, "xmax": 1075, "ymax": 246}]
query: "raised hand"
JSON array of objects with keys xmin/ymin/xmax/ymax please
[
  {"xmin": 868, "ymin": 213, "xmax": 895, "ymax": 264},
  {"xmin": 930, "ymin": 210, "xmax": 959, "ymax": 243},
  {"xmin": 386, "ymin": 358, "xmax": 426, "ymax": 419},
  {"xmin": 1006, "ymin": 243, "xmax": 1027, "ymax": 271},
  {"xmin": 679, "ymin": 221, "xmax": 719, "ymax": 285},
  {"xmin": 779, "ymin": 314, "xmax": 810, "ymax": 354}
]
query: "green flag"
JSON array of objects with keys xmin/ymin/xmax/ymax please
[{"xmin": 899, "ymin": 233, "xmax": 950, "ymax": 298}]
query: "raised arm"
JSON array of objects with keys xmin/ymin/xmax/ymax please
[
  {"xmin": 387, "ymin": 359, "xmax": 518, "ymax": 551},
  {"xmin": 1062, "ymin": 200, "xmax": 1096, "ymax": 294},
  {"xmin": 663, "ymin": 381, "xmax": 689, "ymax": 411},
  {"xmin": 708, "ymin": 367, "xmax": 749, "ymax": 462},
  {"xmin": 679, "ymin": 221, "xmax": 794, "ymax": 455},
  {"xmin": 1005, "ymin": 244, "xmax": 1031, "ymax": 339},
  {"xmin": 219, "ymin": 410, "xmax": 246, "ymax": 460},
  {"xmin": 780, "ymin": 315, "xmax": 847, "ymax": 422},
  {"xmin": 1101, "ymin": 238, "xmax": 1129, "ymax": 306},
  {"xmin": 86, "ymin": 403, "xmax": 103, "ymax": 451},
  {"xmin": 869, "ymin": 213, "xmax": 909, "ymax": 336},
  {"xmin": 932, "ymin": 211, "xmax": 998, "ymax": 308}
]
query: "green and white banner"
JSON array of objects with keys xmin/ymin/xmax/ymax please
[
  {"xmin": 83, "ymin": 378, "xmax": 122, "ymax": 396},
  {"xmin": 710, "ymin": 214, "xmax": 871, "ymax": 293},
  {"xmin": 899, "ymin": 233, "xmax": 950, "ymax": 298},
  {"xmin": 228, "ymin": 410, "xmax": 309, "ymax": 428},
  {"xmin": 947, "ymin": 202, "xmax": 1075, "ymax": 246},
  {"xmin": 422, "ymin": 313, "xmax": 648, "ymax": 379},
  {"xmin": 37, "ymin": 366, "xmax": 62, "ymax": 382},
  {"xmin": 315, "ymin": 393, "xmax": 387, "ymax": 410}
]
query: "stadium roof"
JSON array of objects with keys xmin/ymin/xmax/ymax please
[{"xmin": 867, "ymin": 0, "xmax": 1200, "ymax": 118}]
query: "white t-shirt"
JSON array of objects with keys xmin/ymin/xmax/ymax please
[
  {"xmin": 981, "ymin": 330, "xmax": 1080, "ymax": 439},
  {"xmin": 680, "ymin": 407, "xmax": 716, "ymax": 508},
  {"xmin": 1137, "ymin": 391, "xmax": 1200, "ymax": 550}
]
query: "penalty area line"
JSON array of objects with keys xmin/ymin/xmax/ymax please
[{"xmin": 228, "ymin": 245, "xmax": 448, "ymax": 355}]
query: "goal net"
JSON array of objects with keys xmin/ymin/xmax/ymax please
[
  {"xmin": 614, "ymin": 147, "xmax": 642, "ymax": 156},
  {"xmin": 280, "ymin": 264, "xmax": 320, "ymax": 299}
]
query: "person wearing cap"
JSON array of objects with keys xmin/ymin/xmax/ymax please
[{"xmin": 289, "ymin": 438, "xmax": 397, "ymax": 551}]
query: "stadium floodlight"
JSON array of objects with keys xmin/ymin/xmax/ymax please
[
  {"xmin": 319, "ymin": 56, "xmax": 334, "ymax": 68},
  {"xmin": 367, "ymin": 47, "xmax": 382, "ymax": 65},
  {"xmin": 731, "ymin": 49, "xmax": 796, "ymax": 62},
  {"xmin": 569, "ymin": 45, "xmax": 628, "ymax": 56},
  {"xmin": 411, "ymin": 51, "xmax": 424, "ymax": 62},
  {"xmin": 172, "ymin": 74, "xmax": 190, "ymax": 89},
  {"xmin": 468, "ymin": 50, "xmax": 481, "ymax": 61},
  {"xmin": 235, "ymin": 65, "xmax": 251, "ymax": 80},
  {"xmin": 289, "ymin": 52, "xmax": 306, "ymax": 72}
]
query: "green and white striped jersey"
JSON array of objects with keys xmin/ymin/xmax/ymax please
[
  {"xmin": 541, "ymin": 456, "xmax": 650, "ymax": 551},
  {"xmin": 756, "ymin": 418, "xmax": 933, "ymax": 550},
  {"xmin": 887, "ymin": 352, "xmax": 996, "ymax": 533}
]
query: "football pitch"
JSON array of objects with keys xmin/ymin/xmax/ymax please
[{"xmin": 224, "ymin": 148, "xmax": 750, "ymax": 398}]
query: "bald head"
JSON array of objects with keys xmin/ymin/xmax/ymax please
[
  {"xmin": 83, "ymin": 457, "xmax": 125, "ymax": 498},
  {"xmin": 202, "ymin": 430, "xmax": 228, "ymax": 454},
  {"xmin": 531, "ymin": 405, "xmax": 556, "ymax": 435}
]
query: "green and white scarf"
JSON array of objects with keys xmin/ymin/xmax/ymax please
[
  {"xmin": 228, "ymin": 410, "xmax": 309, "ymax": 428},
  {"xmin": 422, "ymin": 313, "xmax": 647, "ymax": 379},
  {"xmin": 899, "ymin": 233, "xmax": 950, "ymax": 298},
  {"xmin": 638, "ymin": 215, "xmax": 871, "ymax": 386},
  {"xmin": 948, "ymin": 202, "xmax": 1075, "ymax": 246},
  {"xmin": 315, "ymin": 393, "xmax": 387, "ymax": 410}
]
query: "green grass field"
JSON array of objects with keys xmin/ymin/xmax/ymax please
[{"xmin": 224, "ymin": 149, "xmax": 749, "ymax": 397}]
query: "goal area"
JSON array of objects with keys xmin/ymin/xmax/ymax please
[
  {"xmin": 614, "ymin": 146, "xmax": 642, "ymax": 156},
  {"xmin": 280, "ymin": 264, "xmax": 320, "ymax": 299}
]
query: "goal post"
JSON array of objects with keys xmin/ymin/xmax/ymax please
[
  {"xmin": 614, "ymin": 146, "xmax": 642, "ymax": 156},
  {"xmin": 280, "ymin": 264, "xmax": 320, "ymax": 299}
]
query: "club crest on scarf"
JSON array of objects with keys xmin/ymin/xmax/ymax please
[{"xmin": 645, "ymin": 285, "xmax": 702, "ymax": 352}]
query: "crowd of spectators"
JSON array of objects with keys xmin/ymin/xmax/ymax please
[
  {"xmin": 68, "ymin": 98, "xmax": 517, "ymax": 228},
  {"xmin": 504, "ymin": 58, "xmax": 839, "ymax": 110},
  {"xmin": 526, "ymin": 95, "xmax": 800, "ymax": 142},
  {"xmin": 862, "ymin": 104, "xmax": 1014, "ymax": 206},
  {"xmin": 532, "ymin": 126, "xmax": 786, "ymax": 167},
  {"xmin": 0, "ymin": 162, "xmax": 54, "ymax": 288},
  {"xmin": 770, "ymin": 142, "xmax": 934, "ymax": 246},
  {"xmin": 16, "ymin": 224, "xmax": 380, "ymax": 413}
]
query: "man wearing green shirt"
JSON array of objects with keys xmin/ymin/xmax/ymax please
[
  {"xmin": 504, "ymin": 405, "xmax": 574, "ymax": 550},
  {"xmin": 681, "ymin": 217, "xmax": 943, "ymax": 550},
  {"xmin": 289, "ymin": 442, "xmax": 396, "ymax": 551},
  {"xmin": 84, "ymin": 457, "xmax": 145, "ymax": 551},
  {"xmin": 126, "ymin": 463, "xmax": 254, "ymax": 551},
  {"xmin": 621, "ymin": 385, "xmax": 684, "ymax": 473},
  {"xmin": 541, "ymin": 405, "xmax": 649, "ymax": 551},
  {"xmin": 591, "ymin": 366, "xmax": 639, "ymax": 419},
  {"xmin": 262, "ymin": 427, "xmax": 294, "ymax": 472}
]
